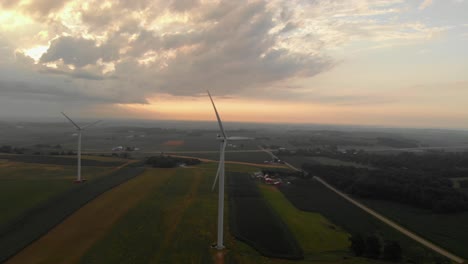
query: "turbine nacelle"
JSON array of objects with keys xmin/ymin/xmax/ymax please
[
  {"xmin": 61, "ymin": 112, "xmax": 101, "ymax": 131},
  {"xmin": 61, "ymin": 112, "xmax": 101, "ymax": 183}
]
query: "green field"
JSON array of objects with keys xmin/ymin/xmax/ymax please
[
  {"xmin": 79, "ymin": 163, "xmax": 380, "ymax": 264},
  {"xmin": 7, "ymin": 168, "xmax": 174, "ymax": 264},
  {"xmin": 80, "ymin": 167, "xmax": 212, "ymax": 264},
  {"xmin": 228, "ymin": 173, "xmax": 303, "ymax": 259},
  {"xmin": 259, "ymin": 185, "xmax": 350, "ymax": 259},
  {"xmin": 360, "ymin": 198, "xmax": 468, "ymax": 259},
  {"xmin": 3, "ymin": 158, "xmax": 448, "ymax": 264},
  {"xmin": 279, "ymin": 179, "xmax": 452, "ymax": 263},
  {"xmin": 0, "ymin": 162, "xmax": 112, "ymax": 227}
]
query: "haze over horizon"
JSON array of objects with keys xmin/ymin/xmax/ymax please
[{"xmin": 1, "ymin": 0, "xmax": 467, "ymax": 129}]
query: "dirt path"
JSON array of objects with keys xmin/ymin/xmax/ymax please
[
  {"xmin": 7, "ymin": 169, "xmax": 173, "ymax": 264},
  {"xmin": 314, "ymin": 176, "xmax": 465, "ymax": 264}
]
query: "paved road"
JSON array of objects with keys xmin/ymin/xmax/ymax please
[
  {"xmin": 259, "ymin": 147, "xmax": 465, "ymax": 263},
  {"xmin": 82, "ymin": 149, "xmax": 272, "ymax": 155}
]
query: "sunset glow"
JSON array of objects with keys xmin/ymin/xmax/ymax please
[{"xmin": 0, "ymin": 0, "xmax": 467, "ymax": 128}]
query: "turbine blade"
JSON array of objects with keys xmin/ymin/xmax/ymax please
[
  {"xmin": 81, "ymin": 120, "xmax": 102, "ymax": 130},
  {"xmin": 212, "ymin": 141, "xmax": 227, "ymax": 191},
  {"xmin": 207, "ymin": 91, "xmax": 227, "ymax": 139},
  {"xmin": 212, "ymin": 162, "xmax": 222, "ymax": 191},
  {"xmin": 61, "ymin": 112, "xmax": 81, "ymax": 130}
]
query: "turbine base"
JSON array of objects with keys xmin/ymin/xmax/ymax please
[
  {"xmin": 211, "ymin": 243, "xmax": 225, "ymax": 250},
  {"xmin": 73, "ymin": 179, "xmax": 87, "ymax": 183}
]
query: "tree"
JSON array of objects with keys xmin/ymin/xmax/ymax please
[
  {"xmin": 365, "ymin": 234, "xmax": 381, "ymax": 259},
  {"xmin": 349, "ymin": 234, "xmax": 366, "ymax": 256},
  {"xmin": 383, "ymin": 241, "xmax": 402, "ymax": 261}
]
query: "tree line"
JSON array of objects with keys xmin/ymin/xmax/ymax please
[
  {"xmin": 282, "ymin": 148, "xmax": 468, "ymax": 178},
  {"xmin": 303, "ymin": 163, "xmax": 468, "ymax": 213},
  {"xmin": 349, "ymin": 233, "xmax": 402, "ymax": 261},
  {"xmin": 145, "ymin": 155, "xmax": 201, "ymax": 168}
]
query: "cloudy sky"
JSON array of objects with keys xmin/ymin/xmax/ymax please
[{"xmin": 0, "ymin": 0, "xmax": 467, "ymax": 128}]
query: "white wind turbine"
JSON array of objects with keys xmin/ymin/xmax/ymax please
[
  {"xmin": 61, "ymin": 112, "xmax": 101, "ymax": 183},
  {"xmin": 208, "ymin": 91, "xmax": 252, "ymax": 250}
]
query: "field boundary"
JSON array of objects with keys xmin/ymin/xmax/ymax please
[
  {"xmin": 0, "ymin": 164, "xmax": 145, "ymax": 263},
  {"xmin": 228, "ymin": 172, "xmax": 303, "ymax": 260}
]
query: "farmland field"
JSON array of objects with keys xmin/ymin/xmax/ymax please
[
  {"xmin": 3, "ymin": 159, "xmax": 399, "ymax": 264},
  {"xmin": 0, "ymin": 154, "xmax": 126, "ymax": 167},
  {"xmin": 228, "ymin": 172, "xmax": 303, "ymax": 259},
  {"xmin": 279, "ymin": 179, "xmax": 451, "ymax": 263},
  {"xmin": 258, "ymin": 185, "xmax": 350, "ymax": 260},
  {"xmin": 0, "ymin": 163, "xmax": 143, "ymax": 262},
  {"xmin": 0, "ymin": 162, "xmax": 113, "ymax": 227},
  {"xmin": 80, "ymin": 167, "xmax": 212, "ymax": 264},
  {"xmin": 360, "ymin": 198, "xmax": 468, "ymax": 259},
  {"xmin": 7, "ymin": 168, "xmax": 173, "ymax": 264}
]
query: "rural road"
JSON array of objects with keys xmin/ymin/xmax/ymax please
[
  {"xmin": 83, "ymin": 149, "xmax": 271, "ymax": 154},
  {"xmin": 313, "ymin": 176, "xmax": 465, "ymax": 264},
  {"xmin": 259, "ymin": 147, "xmax": 466, "ymax": 264}
]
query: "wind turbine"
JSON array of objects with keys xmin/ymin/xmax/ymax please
[
  {"xmin": 61, "ymin": 112, "xmax": 101, "ymax": 183},
  {"xmin": 208, "ymin": 91, "xmax": 251, "ymax": 250}
]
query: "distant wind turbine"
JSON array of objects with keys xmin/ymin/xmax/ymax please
[
  {"xmin": 208, "ymin": 91, "xmax": 252, "ymax": 250},
  {"xmin": 61, "ymin": 112, "xmax": 101, "ymax": 183}
]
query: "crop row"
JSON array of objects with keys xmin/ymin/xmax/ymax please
[
  {"xmin": 228, "ymin": 172, "xmax": 303, "ymax": 259},
  {"xmin": 0, "ymin": 165, "xmax": 145, "ymax": 263}
]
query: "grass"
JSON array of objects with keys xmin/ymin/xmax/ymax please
[
  {"xmin": 6, "ymin": 168, "xmax": 172, "ymax": 264},
  {"xmin": 259, "ymin": 184, "xmax": 350, "ymax": 259}
]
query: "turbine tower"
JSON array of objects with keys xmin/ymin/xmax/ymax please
[
  {"xmin": 208, "ymin": 91, "xmax": 251, "ymax": 250},
  {"xmin": 61, "ymin": 112, "xmax": 101, "ymax": 183}
]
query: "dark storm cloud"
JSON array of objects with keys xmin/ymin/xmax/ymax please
[
  {"xmin": 39, "ymin": 67, "xmax": 115, "ymax": 81},
  {"xmin": 0, "ymin": 80, "xmax": 110, "ymax": 102}
]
